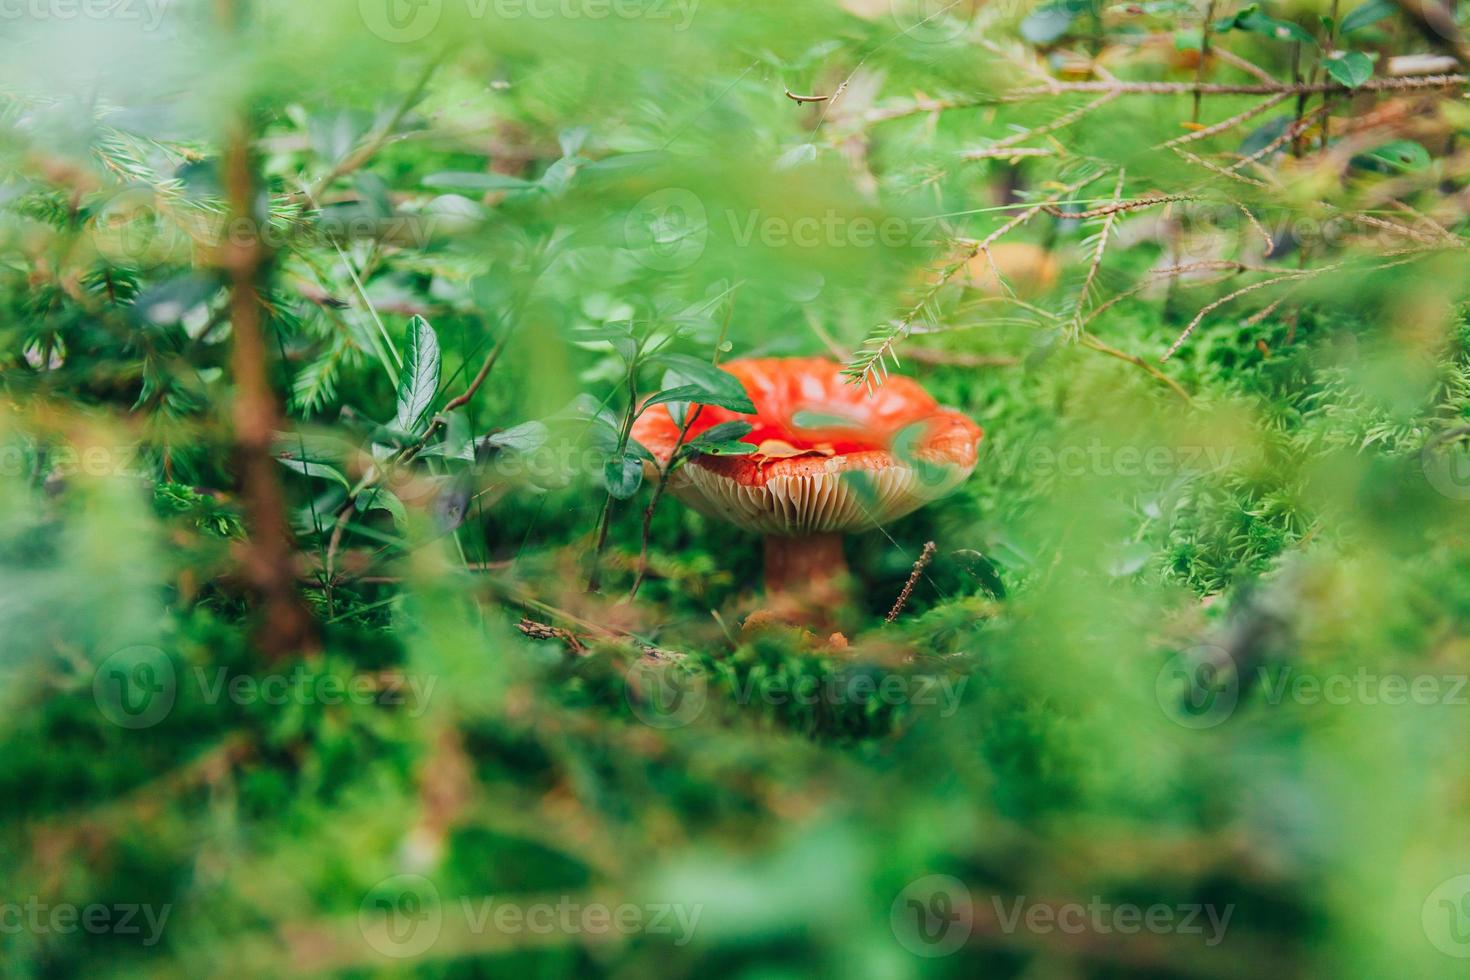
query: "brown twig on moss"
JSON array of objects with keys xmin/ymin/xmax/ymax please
[
  {"xmin": 517, "ymin": 618, "xmax": 586, "ymax": 654},
  {"xmin": 886, "ymin": 541, "xmax": 937, "ymax": 624}
]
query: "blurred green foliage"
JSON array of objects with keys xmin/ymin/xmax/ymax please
[{"xmin": 4, "ymin": 0, "xmax": 1470, "ymax": 977}]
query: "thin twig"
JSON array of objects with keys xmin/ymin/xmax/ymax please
[
  {"xmin": 1041, "ymin": 194, "xmax": 1195, "ymax": 220},
  {"xmin": 291, "ymin": 58, "xmax": 441, "ymax": 207},
  {"xmin": 967, "ymin": 91, "xmax": 1118, "ymax": 157},
  {"xmin": 847, "ymin": 173, "xmax": 1106, "ymax": 389},
  {"xmin": 1071, "ymin": 169, "xmax": 1126, "ymax": 338},
  {"xmin": 1161, "ymin": 271, "xmax": 1311, "ymax": 361},
  {"xmin": 886, "ymin": 541, "xmax": 936, "ymax": 623},
  {"xmin": 1080, "ymin": 333, "xmax": 1193, "ymax": 403},
  {"xmin": 1157, "ymin": 93, "xmax": 1291, "ymax": 149},
  {"xmin": 1212, "ymin": 47, "xmax": 1280, "ymax": 86},
  {"xmin": 784, "ymin": 88, "xmax": 829, "ymax": 103}
]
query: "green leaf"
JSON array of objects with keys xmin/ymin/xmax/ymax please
[
  {"xmin": 481, "ymin": 421, "xmax": 549, "ymax": 454},
  {"xmin": 276, "ymin": 457, "xmax": 351, "ymax": 491},
  {"xmin": 640, "ymin": 385, "xmax": 716, "ymax": 412},
  {"xmin": 1340, "ymin": 0, "xmax": 1395, "ymax": 34},
  {"xmin": 1358, "ymin": 139, "xmax": 1431, "ymax": 173},
  {"xmin": 394, "ymin": 316, "xmax": 441, "ymax": 436},
  {"xmin": 688, "ymin": 421, "xmax": 754, "ymax": 446},
  {"xmin": 356, "ymin": 487, "xmax": 408, "ymax": 528},
  {"xmin": 573, "ymin": 325, "xmax": 639, "ymax": 366},
  {"xmin": 581, "ymin": 417, "xmax": 624, "ymax": 454},
  {"xmin": 423, "ymin": 171, "xmax": 536, "ymax": 192},
  {"xmin": 603, "ymin": 453, "xmax": 644, "ymax": 499},
  {"xmin": 1325, "ymin": 50, "xmax": 1372, "ymax": 88},
  {"xmin": 645, "ymin": 354, "xmax": 757, "ymax": 414}
]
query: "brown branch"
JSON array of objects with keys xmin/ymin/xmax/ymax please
[
  {"xmin": 1041, "ymin": 194, "xmax": 1195, "ymax": 220},
  {"xmin": 1003, "ymin": 74, "xmax": 1468, "ymax": 100},
  {"xmin": 865, "ymin": 74, "xmax": 1467, "ymax": 125},
  {"xmin": 222, "ymin": 122, "xmax": 319, "ymax": 656}
]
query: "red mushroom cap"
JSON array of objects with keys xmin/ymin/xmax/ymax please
[{"xmin": 631, "ymin": 357, "xmax": 982, "ymax": 536}]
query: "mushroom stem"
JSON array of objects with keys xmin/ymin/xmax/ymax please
[{"xmin": 763, "ymin": 533, "xmax": 848, "ymax": 610}]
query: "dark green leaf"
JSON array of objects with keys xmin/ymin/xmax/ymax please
[
  {"xmin": 276, "ymin": 457, "xmax": 351, "ymax": 490},
  {"xmin": 1217, "ymin": 5, "xmax": 1316, "ymax": 43},
  {"xmin": 356, "ymin": 487, "xmax": 408, "ymax": 528},
  {"xmin": 692, "ymin": 441, "xmax": 758, "ymax": 456},
  {"xmin": 1340, "ymin": 0, "xmax": 1394, "ymax": 34},
  {"xmin": 645, "ymin": 354, "xmax": 757, "ymax": 414},
  {"xmin": 640, "ymin": 385, "xmax": 714, "ymax": 412},
  {"xmin": 603, "ymin": 453, "xmax": 644, "ymax": 499},
  {"xmin": 688, "ymin": 421, "xmax": 754, "ymax": 446}
]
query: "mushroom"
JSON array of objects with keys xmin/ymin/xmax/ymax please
[{"xmin": 631, "ymin": 357, "xmax": 982, "ymax": 619}]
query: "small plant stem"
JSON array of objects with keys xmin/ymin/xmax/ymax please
[
  {"xmin": 586, "ymin": 368, "xmax": 640, "ymax": 593},
  {"xmin": 625, "ymin": 294, "xmax": 737, "ymax": 599},
  {"xmin": 1321, "ymin": 0, "xmax": 1341, "ymax": 149},
  {"xmin": 1192, "ymin": 0, "xmax": 1217, "ymax": 124},
  {"xmin": 1291, "ymin": 41, "xmax": 1307, "ymax": 157},
  {"xmin": 625, "ymin": 406, "xmax": 701, "ymax": 600}
]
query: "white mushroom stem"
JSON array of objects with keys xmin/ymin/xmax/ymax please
[{"xmin": 763, "ymin": 532, "xmax": 848, "ymax": 604}]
